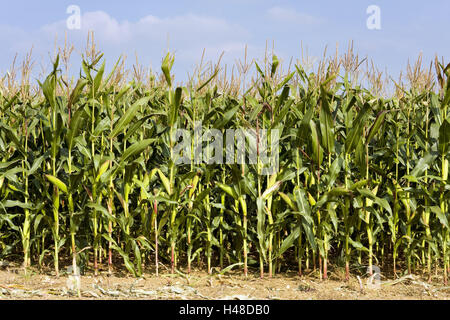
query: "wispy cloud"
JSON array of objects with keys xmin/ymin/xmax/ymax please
[
  {"xmin": 267, "ymin": 6, "xmax": 323, "ymax": 25},
  {"xmin": 43, "ymin": 11, "xmax": 255, "ymax": 65},
  {"xmin": 40, "ymin": 11, "xmax": 250, "ymax": 48},
  {"xmin": 0, "ymin": 11, "xmax": 259, "ymax": 78}
]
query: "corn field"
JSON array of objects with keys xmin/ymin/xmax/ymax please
[{"xmin": 0, "ymin": 43, "xmax": 449, "ymax": 285}]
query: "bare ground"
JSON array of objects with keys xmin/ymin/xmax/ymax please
[{"xmin": 1, "ymin": 262, "xmax": 450, "ymax": 300}]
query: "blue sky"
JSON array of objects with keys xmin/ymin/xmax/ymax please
[{"xmin": 0, "ymin": 0, "xmax": 449, "ymax": 83}]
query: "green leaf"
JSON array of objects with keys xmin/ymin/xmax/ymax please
[
  {"xmin": 0, "ymin": 160, "xmax": 20, "ymax": 170},
  {"xmin": 213, "ymin": 105, "xmax": 240, "ymax": 129},
  {"xmin": 28, "ymin": 156, "xmax": 45, "ymax": 175},
  {"xmin": 350, "ymin": 179, "xmax": 369, "ymax": 191},
  {"xmin": 111, "ymin": 244, "xmax": 137, "ymax": 277},
  {"xmin": 157, "ymin": 169, "xmax": 172, "ymax": 195},
  {"xmin": 375, "ymin": 197, "xmax": 392, "ymax": 215},
  {"xmin": 197, "ymin": 68, "xmax": 219, "ymax": 92},
  {"xmin": 357, "ymin": 188, "xmax": 376, "ymax": 199},
  {"xmin": 409, "ymin": 153, "xmax": 436, "ymax": 178},
  {"xmin": 276, "ymin": 72, "xmax": 295, "ymax": 92},
  {"xmin": 298, "ymin": 105, "xmax": 314, "ymax": 144},
  {"xmin": 345, "ymin": 103, "xmax": 370, "ymax": 153},
  {"xmin": 169, "ymin": 87, "xmax": 182, "ymax": 126},
  {"xmin": 294, "ymin": 188, "xmax": 311, "ymax": 216},
  {"xmin": 45, "ymin": 174, "xmax": 68, "ymax": 194},
  {"xmin": 319, "ymin": 86, "xmax": 335, "ymax": 153},
  {"xmin": 277, "ymin": 225, "xmax": 300, "ymax": 258},
  {"xmin": 430, "ymin": 206, "xmax": 448, "ymax": 228},
  {"xmin": 327, "ymin": 156, "xmax": 343, "ymax": 188},
  {"xmin": 68, "ymin": 79, "xmax": 88, "ymax": 107},
  {"xmin": 120, "ymin": 139, "xmax": 155, "ymax": 164},
  {"xmin": 275, "ymin": 85, "xmax": 290, "ymax": 114},
  {"xmin": 261, "ymin": 181, "xmax": 282, "ymax": 200},
  {"xmin": 348, "ymin": 238, "xmax": 369, "ymax": 252},
  {"xmin": 256, "ymin": 197, "xmax": 267, "ymax": 260},
  {"xmin": 218, "ymin": 263, "xmax": 244, "ymax": 275},
  {"xmin": 0, "ymin": 200, "xmax": 33, "ymax": 210},
  {"xmin": 86, "ymin": 203, "xmax": 115, "ymax": 221},
  {"xmin": 310, "ymin": 120, "xmax": 324, "ymax": 166},
  {"xmin": 439, "ymin": 119, "xmax": 450, "ymax": 155},
  {"xmin": 161, "ymin": 52, "xmax": 174, "ymax": 87},
  {"xmin": 216, "ymin": 182, "xmax": 238, "ymax": 200},
  {"xmin": 366, "ymin": 110, "xmax": 387, "ymax": 143},
  {"xmin": 279, "ymin": 192, "xmax": 296, "ymax": 211},
  {"xmin": 328, "ymin": 187, "xmax": 352, "ymax": 198},
  {"xmin": 302, "ymin": 220, "xmax": 317, "ymax": 251},
  {"xmin": 255, "ymin": 62, "xmax": 265, "ymax": 79},
  {"xmin": 110, "ymin": 97, "xmax": 150, "ymax": 138},
  {"xmin": 0, "ymin": 123, "xmax": 26, "ymax": 157},
  {"xmin": 355, "ymin": 139, "xmax": 367, "ymax": 176},
  {"xmin": 271, "ymin": 54, "xmax": 279, "ymax": 77},
  {"xmin": 93, "ymin": 61, "xmax": 105, "ymax": 95},
  {"xmin": 67, "ymin": 107, "xmax": 87, "ymax": 150}
]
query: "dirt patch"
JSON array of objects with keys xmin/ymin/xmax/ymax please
[{"xmin": 0, "ymin": 263, "xmax": 449, "ymax": 300}]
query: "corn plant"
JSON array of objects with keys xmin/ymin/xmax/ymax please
[{"xmin": 0, "ymin": 46, "xmax": 449, "ymax": 285}]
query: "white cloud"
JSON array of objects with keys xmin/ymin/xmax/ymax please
[
  {"xmin": 40, "ymin": 11, "xmax": 250, "ymax": 49},
  {"xmin": 267, "ymin": 6, "xmax": 323, "ymax": 25},
  {"xmin": 41, "ymin": 11, "xmax": 133, "ymax": 45},
  {"xmin": 40, "ymin": 11, "xmax": 255, "ymax": 69},
  {"xmin": 0, "ymin": 11, "xmax": 261, "ymax": 81}
]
